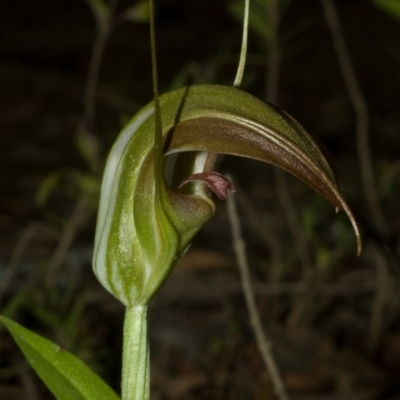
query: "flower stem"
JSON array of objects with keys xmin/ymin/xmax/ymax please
[
  {"xmin": 233, "ymin": 0, "xmax": 249, "ymax": 87},
  {"xmin": 121, "ymin": 306, "xmax": 150, "ymax": 400}
]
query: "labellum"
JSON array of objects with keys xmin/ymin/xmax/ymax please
[{"xmin": 179, "ymin": 171, "xmax": 236, "ymax": 201}]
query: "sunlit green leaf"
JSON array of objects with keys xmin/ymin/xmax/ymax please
[
  {"xmin": 83, "ymin": 0, "xmax": 110, "ymax": 25},
  {"xmin": 118, "ymin": 0, "xmax": 149, "ymax": 23},
  {"xmin": 370, "ymin": 0, "xmax": 400, "ymax": 24},
  {"xmin": 36, "ymin": 172, "xmax": 62, "ymax": 207},
  {"xmin": 76, "ymin": 129, "xmax": 101, "ymax": 173},
  {"xmin": 66, "ymin": 170, "xmax": 100, "ymax": 199},
  {"xmin": 0, "ymin": 316, "xmax": 120, "ymax": 400}
]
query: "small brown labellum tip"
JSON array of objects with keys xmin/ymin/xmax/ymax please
[{"xmin": 179, "ymin": 172, "xmax": 236, "ymax": 200}]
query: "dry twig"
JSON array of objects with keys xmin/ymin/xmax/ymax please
[
  {"xmin": 46, "ymin": 1, "xmax": 122, "ymax": 288},
  {"xmin": 320, "ymin": 0, "xmax": 386, "ymax": 235},
  {"xmin": 266, "ymin": 0, "xmax": 313, "ymax": 328},
  {"xmin": 226, "ymin": 181, "xmax": 290, "ymax": 400},
  {"xmin": 320, "ymin": 0, "xmax": 392, "ymax": 356},
  {"xmin": 367, "ymin": 248, "xmax": 392, "ymax": 355},
  {"xmin": 266, "ymin": 0, "xmax": 312, "ymax": 276},
  {"xmin": 0, "ymin": 223, "xmax": 58, "ymax": 306},
  {"xmin": 235, "ymin": 184, "xmax": 283, "ymax": 282},
  {"xmin": 46, "ymin": 195, "xmax": 92, "ymax": 288},
  {"xmin": 84, "ymin": 0, "xmax": 120, "ymax": 132}
]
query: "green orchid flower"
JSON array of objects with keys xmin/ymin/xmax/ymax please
[{"xmin": 93, "ymin": 83, "xmax": 361, "ymax": 308}]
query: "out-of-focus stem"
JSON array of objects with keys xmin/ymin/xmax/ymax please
[
  {"xmin": 265, "ymin": 0, "xmax": 280, "ymax": 103},
  {"xmin": 367, "ymin": 248, "xmax": 392, "ymax": 355},
  {"xmin": 227, "ymin": 186, "xmax": 290, "ymax": 400},
  {"xmin": 320, "ymin": 0, "xmax": 387, "ymax": 235},
  {"xmin": 321, "ymin": 0, "xmax": 391, "ymax": 356},
  {"xmin": 0, "ymin": 223, "xmax": 57, "ymax": 305},
  {"xmin": 46, "ymin": 195, "xmax": 92, "ymax": 288},
  {"xmin": 84, "ymin": 23, "xmax": 109, "ymax": 131},
  {"xmin": 266, "ymin": 0, "xmax": 312, "ymax": 279},
  {"xmin": 267, "ymin": 0, "xmax": 313, "ymax": 329},
  {"xmin": 84, "ymin": 0, "xmax": 120, "ymax": 132},
  {"xmin": 235, "ymin": 187, "xmax": 283, "ymax": 282}
]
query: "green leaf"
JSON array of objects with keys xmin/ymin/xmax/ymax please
[
  {"xmin": 75, "ymin": 129, "xmax": 101, "ymax": 173},
  {"xmin": 83, "ymin": 0, "xmax": 110, "ymax": 25},
  {"xmin": 36, "ymin": 172, "xmax": 62, "ymax": 207},
  {"xmin": 66, "ymin": 170, "xmax": 100, "ymax": 199},
  {"xmin": 0, "ymin": 316, "xmax": 120, "ymax": 400},
  {"xmin": 370, "ymin": 0, "xmax": 400, "ymax": 24},
  {"xmin": 93, "ymin": 84, "xmax": 361, "ymax": 308},
  {"xmin": 118, "ymin": 0, "xmax": 149, "ymax": 23}
]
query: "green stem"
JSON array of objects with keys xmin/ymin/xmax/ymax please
[
  {"xmin": 121, "ymin": 306, "xmax": 150, "ymax": 400},
  {"xmin": 148, "ymin": 0, "xmax": 163, "ymax": 185},
  {"xmin": 233, "ymin": 0, "xmax": 249, "ymax": 87}
]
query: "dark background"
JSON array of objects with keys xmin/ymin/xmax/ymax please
[{"xmin": 1, "ymin": 0, "xmax": 400, "ymax": 399}]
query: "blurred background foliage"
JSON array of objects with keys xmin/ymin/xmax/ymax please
[{"xmin": 1, "ymin": 0, "xmax": 400, "ymax": 399}]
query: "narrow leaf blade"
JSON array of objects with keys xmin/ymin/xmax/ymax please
[{"xmin": 1, "ymin": 316, "xmax": 120, "ymax": 400}]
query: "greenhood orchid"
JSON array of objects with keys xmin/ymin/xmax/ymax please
[{"xmin": 93, "ymin": 84, "xmax": 361, "ymax": 308}]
